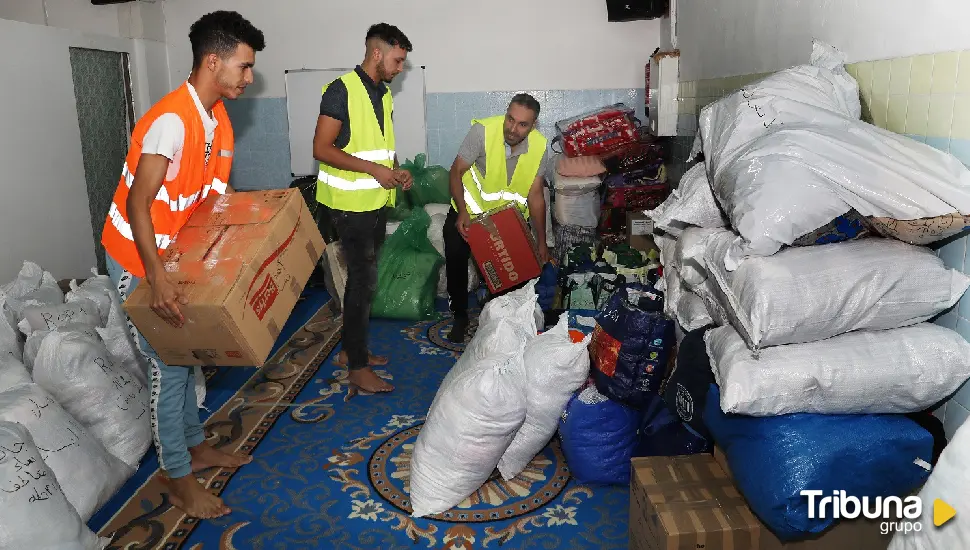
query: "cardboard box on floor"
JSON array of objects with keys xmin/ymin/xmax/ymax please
[
  {"xmin": 125, "ymin": 189, "xmax": 325, "ymax": 367},
  {"xmin": 626, "ymin": 210, "xmax": 657, "ymax": 254},
  {"xmin": 630, "ymin": 452, "xmax": 892, "ymax": 550},
  {"xmin": 466, "ymin": 204, "xmax": 542, "ymax": 294}
]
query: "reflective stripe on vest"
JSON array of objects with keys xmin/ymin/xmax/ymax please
[
  {"xmin": 121, "ymin": 163, "xmax": 227, "ymax": 212},
  {"xmin": 469, "ymin": 166, "xmax": 527, "ymax": 206},
  {"xmin": 317, "ymin": 149, "xmax": 396, "ymax": 190},
  {"xmin": 107, "ymin": 203, "xmax": 173, "ymax": 250}
]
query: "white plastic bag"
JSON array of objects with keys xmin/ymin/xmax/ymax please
[
  {"xmin": 6, "ymin": 270, "xmax": 63, "ymax": 324},
  {"xmin": 423, "ymin": 203, "xmax": 452, "ymax": 218},
  {"xmin": 717, "ymin": 122, "xmax": 970, "ymax": 269},
  {"xmin": 708, "ymin": 323, "xmax": 970, "ymax": 416},
  {"xmin": 477, "ymin": 280, "xmax": 542, "ymax": 336},
  {"xmin": 33, "ymin": 331, "xmax": 151, "ymax": 468},
  {"xmin": 647, "ymin": 163, "xmax": 725, "ymax": 237},
  {"xmin": 0, "ymin": 383, "xmax": 133, "ymax": 520},
  {"xmin": 890, "ymin": 419, "xmax": 970, "ymax": 549},
  {"xmin": 498, "ymin": 315, "xmax": 590, "ymax": 480},
  {"xmin": 96, "ymin": 299, "xmax": 148, "ymax": 388},
  {"xmin": 553, "ymin": 172, "xmax": 602, "ymax": 196},
  {"xmin": 0, "ymin": 261, "xmax": 44, "ymax": 298},
  {"xmin": 699, "ymin": 40, "xmax": 860, "ymax": 184},
  {"xmin": 0, "ymin": 420, "xmax": 105, "ymax": 550},
  {"xmin": 66, "ymin": 271, "xmax": 117, "ymax": 327},
  {"xmin": 553, "ymin": 191, "xmax": 600, "ymax": 228},
  {"xmin": 661, "ymin": 266, "xmax": 715, "ymax": 332},
  {"xmin": 410, "ymin": 349, "xmax": 526, "ymax": 517},
  {"xmin": 194, "ymin": 366, "xmax": 207, "ymax": 410},
  {"xmin": 19, "ymin": 298, "xmax": 100, "ymax": 336},
  {"xmin": 704, "ymin": 231, "xmax": 970, "ymax": 349},
  {"xmin": 0, "ymin": 296, "xmax": 21, "ymax": 361},
  {"xmin": 0, "ymin": 352, "xmax": 30, "ymax": 393}
]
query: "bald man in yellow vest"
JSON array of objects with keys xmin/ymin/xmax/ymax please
[{"xmin": 444, "ymin": 93, "xmax": 551, "ymax": 342}]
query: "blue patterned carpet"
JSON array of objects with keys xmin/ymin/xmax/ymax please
[{"xmin": 95, "ymin": 290, "xmax": 628, "ymax": 549}]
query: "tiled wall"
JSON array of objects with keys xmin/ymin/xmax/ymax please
[
  {"xmin": 677, "ymin": 51, "xmax": 970, "ymax": 439},
  {"xmin": 222, "ymin": 88, "xmax": 647, "ymax": 190},
  {"xmin": 427, "ymin": 89, "xmax": 646, "ymax": 168}
]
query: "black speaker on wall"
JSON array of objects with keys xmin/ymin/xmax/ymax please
[
  {"xmin": 606, "ymin": 0, "xmax": 669, "ymax": 21},
  {"xmin": 91, "ymin": 0, "xmax": 134, "ymax": 5}
]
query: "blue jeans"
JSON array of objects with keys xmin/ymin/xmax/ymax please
[{"xmin": 106, "ymin": 255, "xmax": 204, "ymax": 479}]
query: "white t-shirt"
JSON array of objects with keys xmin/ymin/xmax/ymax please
[{"xmin": 140, "ymin": 82, "xmax": 218, "ymax": 180}]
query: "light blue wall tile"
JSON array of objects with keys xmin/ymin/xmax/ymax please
[
  {"xmin": 952, "ymin": 376, "xmax": 970, "ymax": 411},
  {"xmin": 935, "ymin": 309, "xmax": 959, "ymax": 330},
  {"xmin": 926, "ymin": 136, "xmax": 951, "ymax": 152},
  {"xmin": 939, "ymin": 235, "xmax": 967, "ymax": 272},
  {"xmin": 958, "ymin": 292, "xmax": 970, "ymax": 322},
  {"xmin": 905, "ymin": 134, "xmax": 927, "ymax": 144},
  {"xmin": 944, "ymin": 401, "xmax": 970, "ymax": 440},
  {"xmin": 957, "ymin": 317, "xmax": 970, "ymax": 343},
  {"xmin": 948, "ymin": 138, "xmax": 970, "ymax": 166},
  {"xmin": 933, "ymin": 403, "xmax": 947, "ymax": 424}
]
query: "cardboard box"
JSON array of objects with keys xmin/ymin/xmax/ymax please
[
  {"xmin": 630, "ymin": 454, "xmax": 893, "ymax": 550},
  {"xmin": 125, "ymin": 189, "xmax": 325, "ymax": 367},
  {"xmin": 466, "ymin": 204, "xmax": 542, "ymax": 294},
  {"xmin": 627, "ymin": 210, "xmax": 657, "ymax": 254}
]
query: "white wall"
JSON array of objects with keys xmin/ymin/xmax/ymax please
[
  {"xmin": 678, "ymin": 0, "xmax": 970, "ymax": 81},
  {"xmin": 0, "ymin": 15, "xmax": 157, "ymax": 282},
  {"xmin": 161, "ymin": 0, "xmax": 660, "ymax": 97}
]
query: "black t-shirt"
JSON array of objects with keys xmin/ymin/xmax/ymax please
[{"xmin": 318, "ymin": 65, "xmax": 389, "ymax": 149}]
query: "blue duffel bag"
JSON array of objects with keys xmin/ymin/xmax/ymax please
[{"xmin": 703, "ymin": 384, "xmax": 934, "ymax": 541}]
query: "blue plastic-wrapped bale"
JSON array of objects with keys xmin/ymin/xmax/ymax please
[
  {"xmin": 703, "ymin": 384, "xmax": 933, "ymax": 541},
  {"xmin": 590, "ymin": 284, "xmax": 674, "ymax": 409},
  {"xmin": 558, "ymin": 384, "xmax": 640, "ymax": 485}
]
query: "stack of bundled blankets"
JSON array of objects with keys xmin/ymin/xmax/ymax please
[
  {"xmin": 0, "ymin": 261, "xmax": 158, "ymax": 549},
  {"xmin": 647, "ymin": 40, "xmax": 970, "ymax": 545}
]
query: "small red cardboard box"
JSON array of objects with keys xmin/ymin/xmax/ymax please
[{"xmin": 466, "ymin": 204, "xmax": 542, "ymax": 294}]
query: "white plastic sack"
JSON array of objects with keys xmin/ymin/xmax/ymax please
[
  {"xmin": 647, "ymin": 163, "xmax": 725, "ymax": 237},
  {"xmin": 890, "ymin": 419, "xmax": 970, "ymax": 550},
  {"xmin": 703, "ymin": 231, "xmax": 970, "ymax": 349},
  {"xmin": 386, "ymin": 221, "xmax": 402, "ymax": 236},
  {"xmin": 708, "ymin": 323, "xmax": 970, "ymax": 416},
  {"xmin": 498, "ymin": 315, "xmax": 591, "ymax": 480},
  {"xmin": 19, "ymin": 298, "xmax": 100, "ymax": 336},
  {"xmin": 410, "ymin": 345, "xmax": 527, "ymax": 517},
  {"xmin": 66, "ymin": 271, "xmax": 117, "ymax": 327},
  {"xmin": 33, "ymin": 331, "xmax": 151, "ymax": 468},
  {"xmin": 6, "ymin": 270, "xmax": 63, "ymax": 324},
  {"xmin": 699, "ymin": 40, "xmax": 861, "ymax": 184},
  {"xmin": 96, "ymin": 298, "xmax": 148, "ymax": 388},
  {"xmin": 0, "ymin": 352, "xmax": 30, "ymax": 393},
  {"xmin": 672, "ymin": 227, "xmax": 723, "ymax": 287},
  {"xmin": 716, "ymin": 122, "xmax": 970, "ymax": 270},
  {"xmin": 0, "ymin": 261, "xmax": 44, "ymax": 298},
  {"xmin": 662, "ymin": 266, "xmax": 715, "ymax": 332},
  {"xmin": 0, "ymin": 383, "xmax": 133, "ymax": 521},
  {"xmin": 477, "ymin": 280, "xmax": 542, "ymax": 336},
  {"xmin": 0, "ymin": 296, "xmax": 21, "ymax": 360},
  {"xmin": 427, "ymin": 212, "xmax": 447, "ymax": 256},
  {"xmin": 553, "ymin": 172, "xmax": 601, "ymax": 196},
  {"xmin": 553, "ymin": 191, "xmax": 600, "ymax": 228},
  {"xmin": 0, "ymin": 420, "xmax": 105, "ymax": 550},
  {"xmin": 435, "ymin": 261, "xmax": 480, "ymax": 298}
]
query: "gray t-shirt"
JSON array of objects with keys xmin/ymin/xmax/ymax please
[{"xmin": 456, "ymin": 123, "xmax": 550, "ymax": 186}]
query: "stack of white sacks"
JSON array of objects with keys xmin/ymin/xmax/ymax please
[
  {"xmin": 0, "ymin": 261, "xmax": 156, "ymax": 549},
  {"xmin": 408, "ymin": 281, "xmax": 590, "ymax": 517},
  {"xmin": 647, "ymin": 41, "xmax": 970, "ymax": 546}
]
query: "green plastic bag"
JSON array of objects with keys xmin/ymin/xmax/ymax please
[
  {"xmin": 387, "ymin": 188, "xmax": 413, "ymax": 222},
  {"xmin": 371, "ymin": 208, "xmax": 444, "ymax": 320},
  {"xmin": 402, "ymin": 153, "xmax": 451, "ymax": 206}
]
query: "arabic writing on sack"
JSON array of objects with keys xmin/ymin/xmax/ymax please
[
  {"xmin": 94, "ymin": 357, "xmax": 147, "ymax": 419},
  {"xmin": 741, "ymin": 89, "xmax": 781, "ymax": 129},
  {"xmin": 27, "ymin": 395, "xmax": 82, "ymax": 459},
  {"xmin": 0, "ymin": 434, "xmax": 61, "ymax": 505}
]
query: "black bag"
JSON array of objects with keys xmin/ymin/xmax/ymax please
[
  {"xmin": 289, "ymin": 176, "xmax": 329, "ymax": 288},
  {"xmin": 661, "ymin": 328, "xmax": 714, "ymax": 440}
]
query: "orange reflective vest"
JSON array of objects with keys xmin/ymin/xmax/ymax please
[{"xmin": 102, "ymin": 82, "xmax": 233, "ymax": 277}]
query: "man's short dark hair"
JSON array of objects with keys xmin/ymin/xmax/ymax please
[
  {"xmin": 510, "ymin": 93, "xmax": 541, "ymax": 119},
  {"xmin": 189, "ymin": 11, "xmax": 266, "ymax": 68},
  {"xmin": 366, "ymin": 23, "xmax": 413, "ymax": 52}
]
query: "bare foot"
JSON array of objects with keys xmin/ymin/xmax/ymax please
[
  {"xmin": 333, "ymin": 351, "xmax": 388, "ymax": 368},
  {"xmin": 190, "ymin": 442, "xmax": 253, "ymax": 472},
  {"xmin": 347, "ymin": 367, "xmax": 394, "ymax": 393},
  {"xmin": 164, "ymin": 475, "xmax": 231, "ymax": 519}
]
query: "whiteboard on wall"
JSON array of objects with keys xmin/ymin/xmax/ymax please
[{"xmin": 284, "ymin": 66, "xmax": 427, "ymax": 177}]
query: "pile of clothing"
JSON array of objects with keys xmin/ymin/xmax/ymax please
[
  {"xmin": 648, "ymin": 40, "xmax": 970, "ymax": 543},
  {"xmin": 547, "ymin": 104, "xmax": 669, "ymax": 264}
]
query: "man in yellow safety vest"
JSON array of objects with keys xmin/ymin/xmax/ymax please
[
  {"xmin": 313, "ymin": 23, "xmax": 413, "ymax": 394},
  {"xmin": 445, "ymin": 94, "xmax": 551, "ymax": 342}
]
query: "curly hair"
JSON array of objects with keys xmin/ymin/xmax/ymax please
[{"xmin": 190, "ymin": 11, "xmax": 266, "ymax": 68}]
